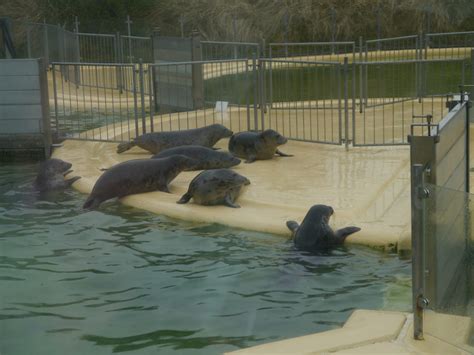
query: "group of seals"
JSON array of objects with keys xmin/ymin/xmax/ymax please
[
  {"xmin": 35, "ymin": 124, "xmax": 360, "ymax": 251},
  {"xmin": 34, "ymin": 158, "xmax": 81, "ymax": 192}
]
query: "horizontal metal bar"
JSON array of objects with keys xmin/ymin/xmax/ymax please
[
  {"xmin": 150, "ymin": 59, "xmax": 249, "ymax": 66},
  {"xmin": 77, "ymin": 32, "xmax": 115, "ymax": 38},
  {"xmin": 121, "ymin": 35, "xmax": 151, "ymax": 40},
  {"xmin": 202, "ymin": 41, "xmax": 259, "ymax": 47},
  {"xmin": 366, "ymin": 35, "xmax": 418, "ymax": 43},
  {"xmin": 359, "ymin": 58, "xmax": 467, "ymax": 65},
  {"xmin": 260, "ymin": 58, "xmax": 340, "ymax": 65},
  {"xmin": 353, "ymin": 142, "xmax": 409, "ymax": 147},
  {"xmin": 51, "ymin": 61, "xmax": 134, "ymax": 67},
  {"xmin": 427, "ymin": 31, "xmax": 474, "ymax": 37},
  {"xmin": 288, "ymin": 137, "xmax": 342, "ymax": 145},
  {"xmin": 270, "ymin": 41, "xmax": 355, "ymax": 46}
]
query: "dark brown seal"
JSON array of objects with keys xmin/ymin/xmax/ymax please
[
  {"xmin": 177, "ymin": 169, "xmax": 250, "ymax": 208},
  {"xmin": 286, "ymin": 204, "xmax": 361, "ymax": 251},
  {"xmin": 228, "ymin": 129, "xmax": 293, "ymax": 163},
  {"xmin": 83, "ymin": 155, "xmax": 197, "ymax": 209},
  {"xmin": 151, "ymin": 145, "xmax": 241, "ymax": 171},
  {"xmin": 117, "ymin": 124, "xmax": 233, "ymax": 154},
  {"xmin": 34, "ymin": 158, "xmax": 81, "ymax": 192}
]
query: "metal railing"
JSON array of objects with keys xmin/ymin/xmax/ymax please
[
  {"xmin": 201, "ymin": 41, "xmax": 259, "ymax": 61},
  {"xmin": 409, "ymin": 94, "xmax": 471, "ymax": 340}
]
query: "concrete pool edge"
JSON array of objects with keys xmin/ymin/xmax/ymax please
[{"xmin": 225, "ymin": 309, "xmax": 473, "ymax": 354}]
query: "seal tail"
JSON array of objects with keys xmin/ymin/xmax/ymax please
[
  {"xmin": 83, "ymin": 195, "xmax": 101, "ymax": 210},
  {"xmin": 65, "ymin": 176, "xmax": 81, "ymax": 186},
  {"xmin": 334, "ymin": 226, "xmax": 361, "ymax": 243},
  {"xmin": 117, "ymin": 141, "xmax": 135, "ymax": 154},
  {"xmin": 177, "ymin": 192, "xmax": 192, "ymax": 204},
  {"xmin": 286, "ymin": 220, "xmax": 300, "ymax": 238}
]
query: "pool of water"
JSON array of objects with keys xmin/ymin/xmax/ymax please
[{"xmin": 0, "ymin": 163, "xmax": 411, "ymax": 354}]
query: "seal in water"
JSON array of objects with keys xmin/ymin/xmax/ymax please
[
  {"xmin": 286, "ymin": 204, "xmax": 361, "ymax": 251},
  {"xmin": 83, "ymin": 155, "xmax": 197, "ymax": 209},
  {"xmin": 116, "ymin": 124, "xmax": 233, "ymax": 154},
  {"xmin": 177, "ymin": 169, "xmax": 250, "ymax": 208},
  {"xmin": 228, "ymin": 129, "xmax": 293, "ymax": 163},
  {"xmin": 34, "ymin": 158, "xmax": 81, "ymax": 192},
  {"xmin": 151, "ymin": 145, "xmax": 241, "ymax": 171}
]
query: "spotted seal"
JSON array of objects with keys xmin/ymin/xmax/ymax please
[
  {"xmin": 286, "ymin": 204, "xmax": 361, "ymax": 251},
  {"xmin": 83, "ymin": 155, "xmax": 197, "ymax": 209},
  {"xmin": 34, "ymin": 158, "xmax": 81, "ymax": 192},
  {"xmin": 151, "ymin": 145, "xmax": 241, "ymax": 171},
  {"xmin": 116, "ymin": 124, "xmax": 233, "ymax": 154},
  {"xmin": 177, "ymin": 169, "xmax": 250, "ymax": 208},
  {"xmin": 228, "ymin": 129, "xmax": 293, "ymax": 163}
]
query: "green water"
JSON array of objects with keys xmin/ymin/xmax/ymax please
[
  {"xmin": 204, "ymin": 60, "xmax": 473, "ymax": 105},
  {"xmin": 0, "ymin": 163, "xmax": 411, "ymax": 354}
]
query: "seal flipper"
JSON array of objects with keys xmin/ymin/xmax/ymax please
[
  {"xmin": 117, "ymin": 141, "xmax": 136, "ymax": 154},
  {"xmin": 224, "ymin": 194, "xmax": 240, "ymax": 208},
  {"xmin": 177, "ymin": 192, "xmax": 192, "ymax": 204},
  {"xmin": 334, "ymin": 226, "xmax": 361, "ymax": 243},
  {"xmin": 286, "ymin": 220, "xmax": 300, "ymax": 238},
  {"xmin": 65, "ymin": 176, "xmax": 81, "ymax": 186},
  {"xmin": 275, "ymin": 149, "xmax": 293, "ymax": 157}
]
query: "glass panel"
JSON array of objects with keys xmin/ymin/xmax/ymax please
[{"xmin": 423, "ymin": 183, "xmax": 474, "ymax": 349}]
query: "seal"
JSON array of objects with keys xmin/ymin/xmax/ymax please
[
  {"xmin": 83, "ymin": 155, "xmax": 197, "ymax": 209},
  {"xmin": 286, "ymin": 204, "xmax": 361, "ymax": 251},
  {"xmin": 116, "ymin": 124, "xmax": 233, "ymax": 154},
  {"xmin": 34, "ymin": 158, "xmax": 81, "ymax": 192},
  {"xmin": 228, "ymin": 129, "xmax": 293, "ymax": 163},
  {"xmin": 151, "ymin": 145, "xmax": 241, "ymax": 171},
  {"xmin": 177, "ymin": 169, "xmax": 250, "ymax": 208}
]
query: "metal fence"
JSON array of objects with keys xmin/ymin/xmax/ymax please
[
  {"xmin": 409, "ymin": 96, "xmax": 471, "ymax": 344},
  {"xmin": 50, "ymin": 59, "xmax": 261, "ymax": 141},
  {"xmin": 201, "ymin": 41, "xmax": 259, "ymax": 61},
  {"xmin": 269, "ymin": 41, "xmax": 356, "ymax": 63}
]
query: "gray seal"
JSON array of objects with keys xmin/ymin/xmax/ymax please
[
  {"xmin": 228, "ymin": 129, "xmax": 293, "ymax": 163},
  {"xmin": 177, "ymin": 169, "xmax": 250, "ymax": 208},
  {"xmin": 34, "ymin": 158, "xmax": 81, "ymax": 192},
  {"xmin": 117, "ymin": 124, "xmax": 233, "ymax": 154},
  {"xmin": 83, "ymin": 155, "xmax": 197, "ymax": 209},
  {"xmin": 151, "ymin": 145, "xmax": 241, "ymax": 171},
  {"xmin": 286, "ymin": 204, "xmax": 361, "ymax": 251}
]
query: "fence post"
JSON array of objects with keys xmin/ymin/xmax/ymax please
[
  {"xmin": 138, "ymin": 59, "xmax": 147, "ymax": 134},
  {"xmin": 115, "ymin": 32, "xmax": 123, "ymax": 93},
  {"xmin": 471, "ymin": 49, "xmax": 474, "ymax": 88},
  {"xmin": 411, "ymin": 163, "xmax": 428, "ymax": 340},
  {"xmin": 43, "ymin": 21, "xmax": 49, "ymax": 66},
  {"xmin": 51, "ymin": 63, "xmax": 59, "ymax": 139},
  {"xmin": 343, "ymin": 57, "xmax": 349, "ymax": 150},
  {"xmin": 126, "ymin": 15, "xmax": 133, "ymax": 63},
  {"xmin": 132, "ymin": 63, "xmax": 140, "ymax": 137},
  {"xmin": 259, "ymin": 59, "xmax": 266, "ymax": 130},
  {"xmin": 358, "ymin": 36, "xmax": 363, "ymax": 113},
  {"xmin": 268, "ymin": 46, "xmax": 273, "ymax": 108},
  {"xmin": 26, "ymin": 24, "xmax": 32, "ymax": 58},
  {"xmin": 252, "ymin": 53, "xmax": 259, "ymax": 131}
]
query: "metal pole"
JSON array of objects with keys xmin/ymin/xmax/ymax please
[
  {"xmin": 232, "ymin": 14, "xmax": 237, "ymax": 59},
  {"xmin": 283, "ymin": 9, "xmax": 289, "ymax": 57},
  {"xmin": 26, "ymin": 24, "xmax": 31, "ymax": 58},
  {"xmin": 343, "ymin": 57, "xmax": 349, "ymax": 150},
  {"xmin": 252, "ymin": 54, "xmax": 258, "ymax": 130},
  {"xmin": 359, "ymin": 36, "xmax": 363, "ymax": 113},
  {"xmin": 132, "ymin": 64, "xmax": 140, "ymax": 136},
  {"xmin": 116, "ymin": 32, "xmax": 123, "ymax": 93},
  {"xmin": 411, "ymin": 163, "xmax": 428, "ymax": 340},
  {"xmin": 52, "ymin": 63, "xmax": 59, "ymax": 138},
  {"xmin": 126, "ymin": 15, "xmax": 133, "ymax": 63},
  {"xmin": 43, "ymin": 20, "xmax": 49, "ymax": 66},
  {"xmin": 259, "ymin": 60, "xmax": 266, "ymax": 130},
  {"xmin": 376, "ymin": 1, "xmax": 381, "ymax": 50},
  {"xmin": 139, "ymin": 59, "xmax": 147, "ymax": 134},
  {"xmin": 331, "ymin": 6, "xmax": 336, "ymax": 54},
  {"xmin": 179, "ymin": 15, "xmax": 185, "ymax": 38}
]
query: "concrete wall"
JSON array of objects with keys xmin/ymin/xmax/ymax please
[{"xmin": 0, "ymin": 58, "xmax": 51, "ymax": 159}]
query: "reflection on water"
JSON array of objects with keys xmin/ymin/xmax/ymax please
[{"xmin": 0, "ymin": 163, "xmax": 411, "ymax": 354}]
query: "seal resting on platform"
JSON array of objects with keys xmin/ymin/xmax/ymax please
[
  {"xmin": 116, "ymin": 124, "xmax": 233, "ymax": 154},
  {"xmin": 83, "ymin": 155, "xmax": 197, "ymax": 209},
  {"xmin": 151, "ymin": 145, "xmax": 241, "ymax": 171},
  {"xmin": 228, "ymin": 129, "xmax": 293, "ymax": 163},
  {"xmin": 34, "ymin": 158, "xmax": 81, "ymax": 192},
  {"xmin": 286, "ymin": 204, "xmax": 361, "ymax": 251},
  {"xmin": 177, "ymin": 169, "xmax": 250, "ymax": 208}
]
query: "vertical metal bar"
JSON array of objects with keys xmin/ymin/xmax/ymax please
[
  {"xmin": 260, "ymin": 60, "xmax": 266, "ymax": 130},
  {"xmin": 359, "ymin": 36, "xmax": 363, "ymax": 113},
  {"xmin": 411, "ymin": 163, "xmax": 426, "ymax": 341},
  {"xmin": 252, "ymin": 54, "xmax": 258, "ymax": 130},
  {"xmin": 132, "ymin": 64, "xmax": 140, "ymax": 137},
  {"xmin": 149, "ymin": 65, "xmax": 155, "ymax": 132},
  {"xmin": 343, "ymin": 57, "xmax": 349, "ymax": 150},
  {"xmin": 43, "ymin": 21, "xmax": 50, "ymax": 66},
  {"xmin": 52, "ymin": 63, "xmax": 59, "ymax": 138},
  {"xmin": 26, "ymin": 25, "xmax": 32, "ymax": 58}
]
